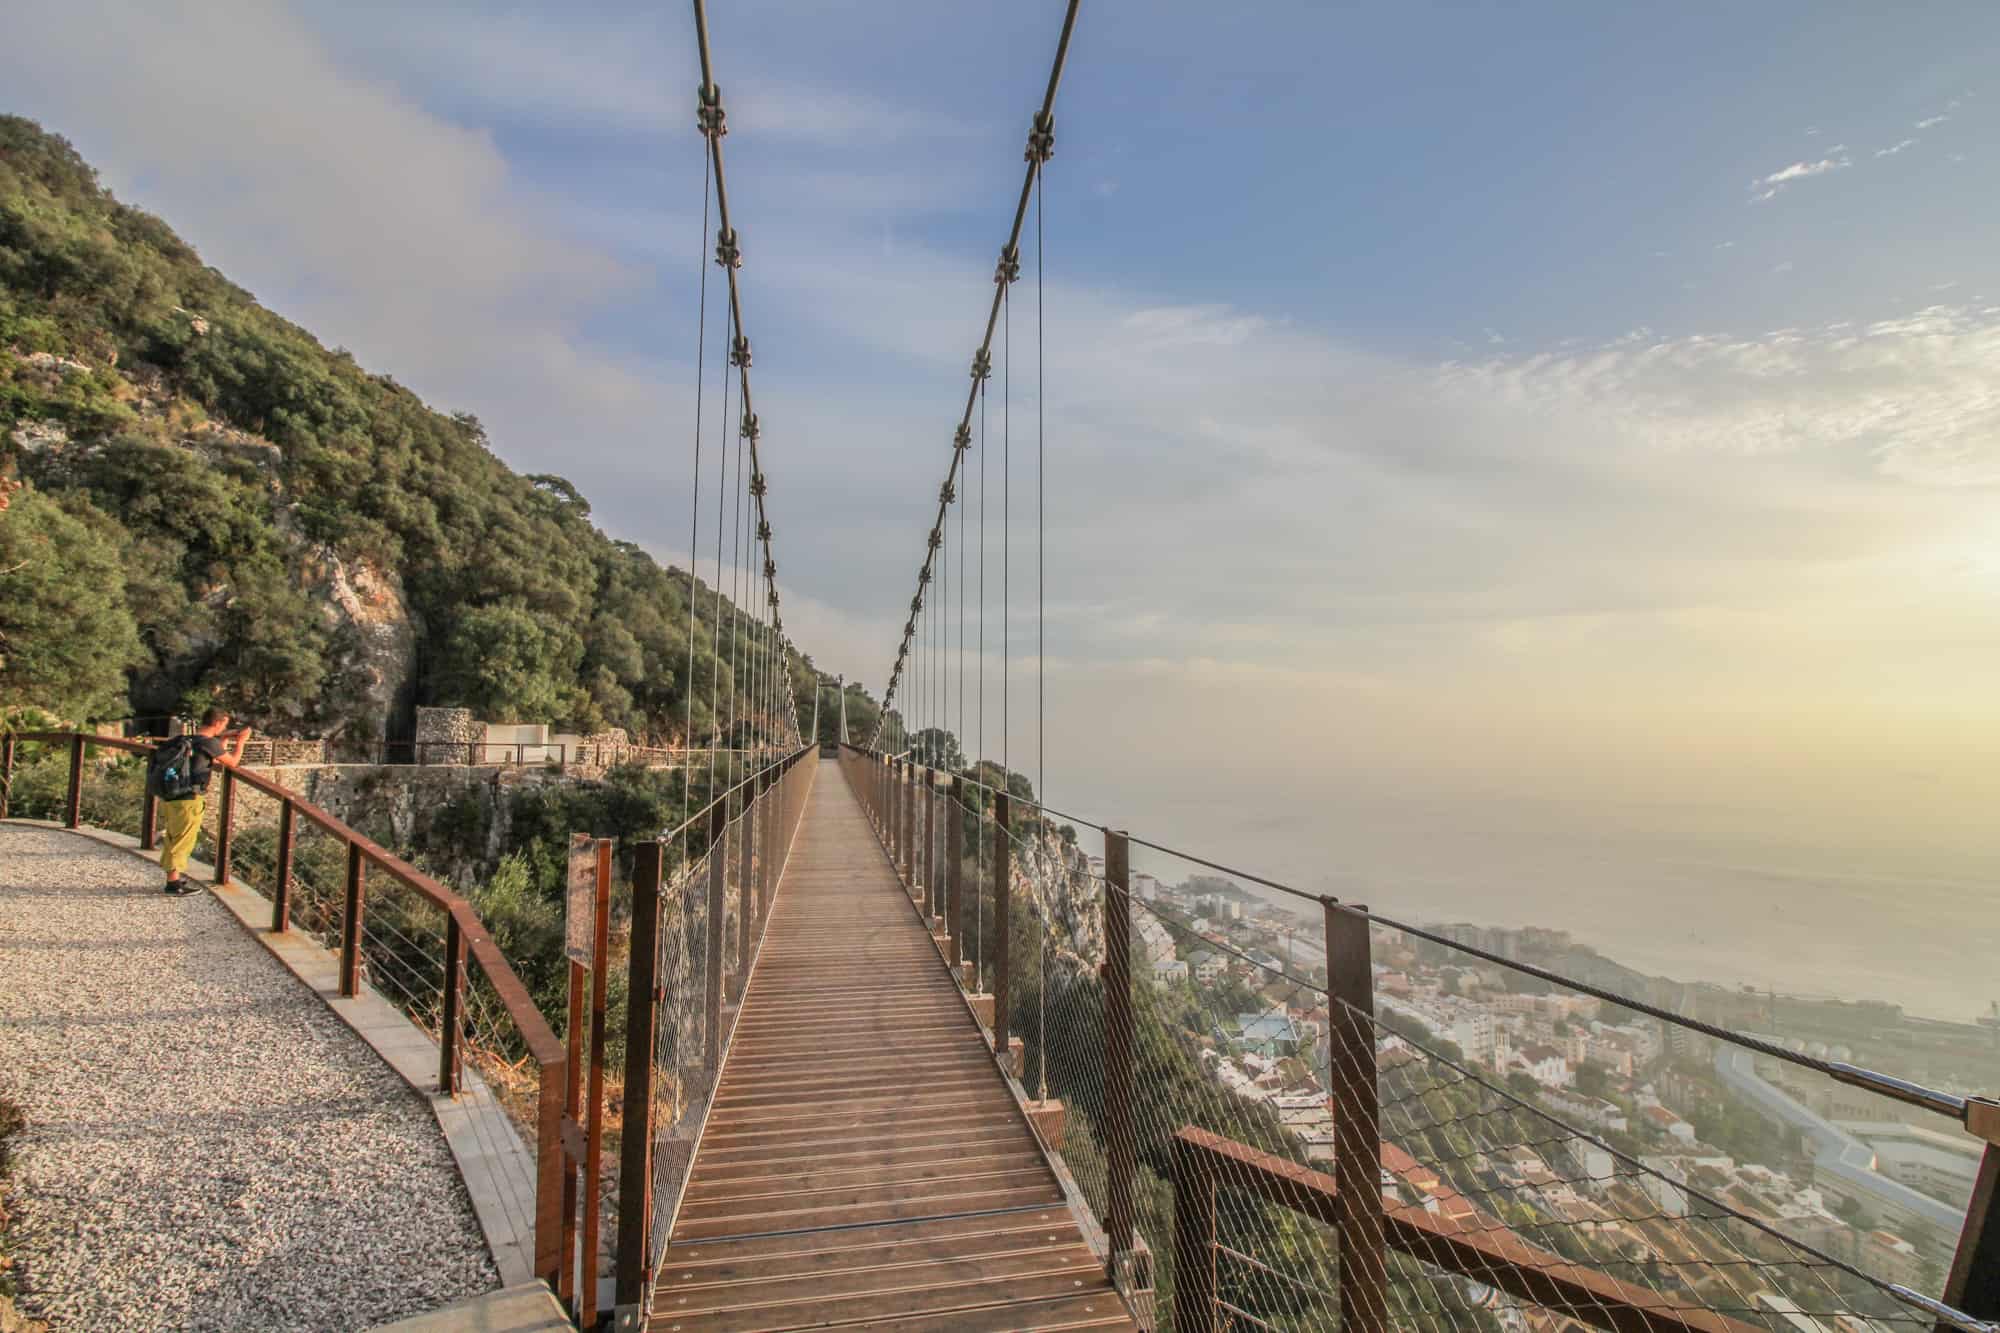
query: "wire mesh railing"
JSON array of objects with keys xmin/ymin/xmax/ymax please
[
  {"xmin": 832, "ymin": 743, "xmax": 2000, "ymax": 1333},
  {"xmin": 611, "ymin": 744, "xmax": 819, "ymax": 1321}
]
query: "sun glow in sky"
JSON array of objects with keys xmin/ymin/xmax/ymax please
[{"xmin": 6, "ymin": 0, "xmax": 1996, "ymax": 1013}]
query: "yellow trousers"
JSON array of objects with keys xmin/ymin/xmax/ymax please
[{"xmin": 159, "ymin": 795, "xmax": 205, "ymax": 878}]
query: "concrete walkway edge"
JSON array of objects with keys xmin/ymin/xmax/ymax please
[{"xmin": 365, "ymin": 1282, "xmax": 570, "ymax": 1332}]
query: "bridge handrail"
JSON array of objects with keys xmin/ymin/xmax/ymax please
[
  {"xmin": 844, "ymin": 743, "xmax": 1979, "ymax": 1132},
  {"xmin": 2, "ymin": 728, "xmax": 571, "ymax": 1290},
  {"xmin": 1171, "ymin": 1124, "xmax": 1758, "ymax": 1333},
  {"xmin": 659, "ymin": 744, "xmax": 817, "ymax": 850},
  {"xmin": 838, "ymin": 741, "xmax": 2000, "ymax": 1329}
]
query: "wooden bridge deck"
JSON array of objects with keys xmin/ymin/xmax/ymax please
[{"xmin": 650, "ymin": 765, "xmax": 1133, "ymax": 1332}]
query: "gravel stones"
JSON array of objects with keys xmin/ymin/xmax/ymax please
[{"xmin": 0, "ymin": 825, "xmax": 498, "ymax": 1330}]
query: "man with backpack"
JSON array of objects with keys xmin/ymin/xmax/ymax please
[{"xmin": 149, "ymin": 708, "xmax": 252, "ymax": 896}]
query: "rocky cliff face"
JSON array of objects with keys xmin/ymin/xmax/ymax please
[
  {"xmin": 297, "ymin": 544, "xmax": 418, "ymax": 741},
  {"xmin": 10, "ymin": 349, "xmax": 419, "ymax": 741},
  {"xmin": 214, "ymin": 762, "xmax": 549, "ymax": 881},
  {"xmin": 1015, "ymin": 825, "xmax": 1105, "ymax": 973}
]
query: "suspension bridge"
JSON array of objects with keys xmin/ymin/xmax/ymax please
[{"xmin": 3, "ymin": 1, "xmax": 1998, "ymax": 1331}]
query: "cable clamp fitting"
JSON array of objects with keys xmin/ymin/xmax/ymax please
[
  {"xmin": 1025, "ymin": 111, "xmax": 1055, "ymax": 164},
  {"xmin": 927, "ymin": 528, "xmax": 942, "ymax": 551},
  {"xmin": 763, "ymin": 558, "xmax": 777, "ymax": 580},
  {"xmin": 697, "ymin": 85, "xmax": 728, "ymax": 139},
  {"xmin": 971, "ymin": 349, "xmax": 992, "ymax": 381},
  {"xmin": 729, "ymin": 336, "xmax": 751, "ymax": 368},
  {"xmin": 940, "ymin": 481, "xmax": 957, "ymax": 504},
  {"xmin": 995, "ymin": 245, "xmax": 1022, "ymax": 286},
  {"xmin": 748, "ymin": 470, "xmax": 766, "ymax": 497},
  {"xmin": 953, "ymin": 423, "xmax": 972, "ymax": 451},
  {"xmin": 740, "ymin": 413, "xmax": 759, "ymax": 441},
  {"xmin": 756, "ymin": 520, "xmax": 771, "ymax": 542},
  {"xmin": 714, "ymin": 228, "xmax": 742, "ymax": 270}
]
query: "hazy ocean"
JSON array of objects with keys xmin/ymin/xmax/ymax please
[{"xmin": 1121, "ymin": 795, "xmax": 1999, "ymax": 1024}]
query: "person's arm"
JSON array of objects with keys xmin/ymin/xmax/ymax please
[{"xmin": 221, "ymin": 726, "xmax": 253, "ymax": 767}]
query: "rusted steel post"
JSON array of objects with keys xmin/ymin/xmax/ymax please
[
  {"xmin": 581, "ymin": 838, "xmax": 613, "ymax": 1329},
  {"xmin": 706, "ymin": 802, "xmax": 726, "ymax": 1070},
  {"xmin": 535, "ymin": 1059, "xmax": 567, "ymax": 1291},
  {"xmin": 992, "ymin": 791, "xmax": 1011, "ymax": 1056},
  {"xmin": 892, "ymin": 756, "xmax": 908, "ymax": 860},
  {"xmin": 1104, "ymin": 828, "xmax": 1136, "ymax": 1274},
  {"xmin": 905, "ymin": 763, "xmax": 918, "ymax": 887},
  {"xmin": 1324, "ymin": 898, "xmax": 1389, "ymax": 1333},
  {"xmin": 65, "ymin": 733, "xmax": 83, "ymax": 828},
  {"xmin": 439, "ymin": 914, "xmax": 463, "ymax": 1094},
  {"xmin": 140, "ymin": 790, "xmax": 158, "ymax": 851},
  {"xmin": 339, "ymin": 843, "xmax": 365, "ymax": 997},
  {"xmin": 561, "ymin": 929, "xmax": 585, "ymax": 1312},
  {"xmin": 924, "ymin": 771, "xmax": 937, "ymax": 918},
  {"xmin": 1944, "ymin": 1100, "xmax": 2000, "ymax": 1320},
  {"xmin": 947, "ymin": 776, "xmax": 965, "ymax": 968},
  {"xmin": 739, "ymin": 780, "xmax": 755, "ymax": 968},
  {"xmin": 763, "ymin": 769, "xmax": 778, "ymax": 919},
  {"xmin": 272, "ymin": 800, "xmax": 294, "ymax": 924},
  {"xmin": 1171, "ymin": 1134, "xmax": 1218, "ymax": 1333},
  {"xmin": 1, "ymin": 732, "xmax": 15, "ymax": 819},
  {"xmin": 901, "ymin": 760, "xmax": 915, "ymax": 882},
  {"xmin": 615, "ymin": 843, "xmax": 664, "ymax": 1327},
  {"xmin": 214, "ymin": 766, "xmax": 235, "ymax": 884},
  {"xmin": 271, "ymin": 798, "xmax": 295, "ymax": 932}
]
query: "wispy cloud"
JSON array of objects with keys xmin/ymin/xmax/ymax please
[
  {"xmin": 1759, "ymin": 155, "xmax": 1851, "ymax": 185},
  {"xmin": 1916, "ymin": 114, "xmax": 1950, "ymax": 129},
  {"xmin": 1750, "ymin": 152, "xmax": 1852, "ymax": 202},
  {"xmin": 1875, "ymin": 138, "xmax": 1919, "ymax": 157}
]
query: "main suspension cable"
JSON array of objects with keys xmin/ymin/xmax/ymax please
[
  {"xmin": 681, "ymin": 147, "xmax": 713, "ymax": 827},
  {"xmin": 868, "ymin": 0, "xmax": 1082, "ymax": 741},
  {"xmin": 692, "ymin": 0, "xmax": 792, "ymax": 761},
  {"xmin": 708, "ymin": 280, "xmax": 733, "ymax": 801}
]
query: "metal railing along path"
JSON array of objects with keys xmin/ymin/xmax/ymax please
[{"xmin": 2, "ymin": 730, "xmax": 579, "ymax": 1297}]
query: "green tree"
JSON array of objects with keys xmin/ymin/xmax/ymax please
[
  {"xmin": 429, "ymin": 604, "xmax": 584, "ymax": 723},
  {"xmin": 0, "ymin": 486, "xmax": 144, "ymax": 720}
]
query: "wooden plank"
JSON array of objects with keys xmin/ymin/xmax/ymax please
[
  {"xmin": 652, "ymin": 1267, "xmax": 1117, "ymax": 1333},
  {"xmin": 659, "ymin": 1243, "xmax": 1103, "ymax": 1315},
  {"xmin": 658, "ymin": 1209, "xmax": 1084, "ymax": 1268},
  {"xmin": 684, "ymin": 1139, "xmax": 1049, "ymax": 1181},
  {"xmin": 851, "ymin": 1294, "xmax": 1133, "ymax": 1333},
  {"xmin": 654, "ymin": 763, "xmax": 1133, "ymax": 1331},
  {"xmin": 670, "ymin": 1185, "xmax": 1067, "ymax": 1243}
]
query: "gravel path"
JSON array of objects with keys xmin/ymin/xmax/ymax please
[{"xmin": 0, "ymin": 824, "xmax": 499, "ymax": 1331}]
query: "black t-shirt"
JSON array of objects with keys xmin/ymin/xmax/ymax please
[{"xmin": 187, "ymin": 735, "xmax": 227, "ymax": 791}]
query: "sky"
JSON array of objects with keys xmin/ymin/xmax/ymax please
[{"xmin": 6, "ymin": 1, "xmax": 1998, "ymax": 1015}]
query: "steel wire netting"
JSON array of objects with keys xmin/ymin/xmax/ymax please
[
  {"xmin": 1334, "ymin": 1001, "xmax": 1950, "ymax": 1331},
  {"xmin": 985, "ymin": 813, "xmax": 1984, "ymax": 1333},
  {"xmin": 649, "ymin": 843, "xmax": 714, "ymax": 1268}
]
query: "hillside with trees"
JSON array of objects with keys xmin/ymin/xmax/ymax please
[{"xmin": 0, "ymin": 115, "xmax": 836, "ymax": 744}]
